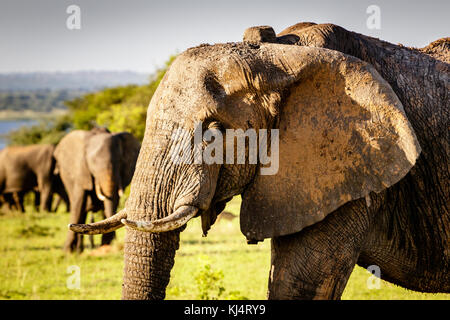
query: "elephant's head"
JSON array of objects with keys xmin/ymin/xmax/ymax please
[
  {"xmin": 85, "ymin": 130, "xmax": 140, "ymax": 207},
  {"xmin": 71, "ymin": 41, "xmax": 420, "ymax": 299}
]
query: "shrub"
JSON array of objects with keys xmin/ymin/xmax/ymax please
[
  {"xmin": 194, "ymin": 263, "xmax": 226, "ymax": 300},
  {"xmin": 96, "ymin": 104, "xmax": 147, "ymax": 141},
  {"xmin": 194, "ymin": 260, "xmax": 248, "ymax": 300}
]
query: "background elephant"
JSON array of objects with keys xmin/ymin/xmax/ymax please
[
  {"xmin": 0, "ymin": 144, "xmax": 57, "ymax": 212},
  {"xmin": 71, "ymin": 23, "xmax": 448, "ymax": 299},
  {"xmin": 54, "ymin": 127, "xmax": 140, "ymax": 253}
]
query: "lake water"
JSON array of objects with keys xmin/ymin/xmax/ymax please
[{"xmin": 0, "ymin": 119, "xmax": 37, "ymax": 150}]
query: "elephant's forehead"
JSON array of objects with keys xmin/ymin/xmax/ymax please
[
  {"xmin": 170, "ymin": 42, "xmax": 343, "ymax": 91},
  {"xmin": 164, "ymin": 43, "xmax": 269, "ymax": 101},
  {"xmin": 147, "ymin": 42, "xmax": 361, "ymax": 130}
]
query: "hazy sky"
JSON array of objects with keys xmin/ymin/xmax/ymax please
[{"xmin": 0, "ymin": 0, "xmax": 448, "ymax": 73}]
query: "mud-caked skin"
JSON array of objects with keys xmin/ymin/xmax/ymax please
[{"xmin": 71, "ymin": 22, "xmax": 449, "ymax": 300}]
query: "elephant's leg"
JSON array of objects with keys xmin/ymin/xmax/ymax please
[
  {"xmin": 34, "ymin": 191, "xmax": 40, "ymax": 212},
  {"xmin": 268, "ymin": 199, "xmax": 370, "ymax": 300},
  {"xmin": 2, "ymin": 193, "xmax": 14, "ymax": 211},
  {"xmin": 12, "ymin": 192, "xmax": 25, "ymax": 213},
  {"xmin": 52, "ymin": 195, "xmax": 61, "ymax": 212},
  {"xmin": 38, "ymin": 178, "xmax": 52, "ymax": 212},
  {"xmin": 64, "ymin": 190, "xmax": 87, "ymax": 253},
  {"xmin": 101, "ymin": 231, "xmax": 115, "ymax": 245}
]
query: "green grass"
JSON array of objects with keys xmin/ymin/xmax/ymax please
[{"xmin": 0, "ymin": 197, "xmax": 448, "ymax": 300}]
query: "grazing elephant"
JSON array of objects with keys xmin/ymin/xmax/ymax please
[
  {"xmin": 0, "ymin": 144, "xmax": 57, "ymax": 212},
  {"xmin": 70, "ymin": 23, "xmax": 449, "ymax": 299},
  {"xmin": 54, "ymin": 128, "xmax": 140, "ymax": 253}
]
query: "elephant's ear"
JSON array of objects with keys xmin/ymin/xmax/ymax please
[
  {"xmin": 114, "ymin": 132, "xmax": 141, "ymax": 187},
  {"xmin": 240, "ymin": 46, "xmax": 421, "ymax": 241},
  {"xmin": 54, "ymin": 130, "xmax": 93, "ymax": 190}
]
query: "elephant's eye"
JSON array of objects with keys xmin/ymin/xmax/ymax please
[
  {"xmin": 207, "ymin": 121, "xmax": 224, "ymax": 132},
  {"xmin": 201, "ymin": 120, "xmax": 224, "ymax": 145},
  {"xmin": 201, "ymin": 119, "xmax": 224, "ymax": 133}
]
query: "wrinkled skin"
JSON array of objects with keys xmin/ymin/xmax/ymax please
[
  {"xmin": 54, "ymin": 128, "xmax": 140, "ymax": 253},
  {"xmin": 72, "ymin": 23, "xmax": 448, "ymax": 299},
  {"xmin": 0, "ymin": 144, "xmax": 57, "ymax": 212}
]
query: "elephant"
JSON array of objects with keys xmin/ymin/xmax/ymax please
[
  {"xmin": 0, "ymin": 144, "xmax": 57, "ymax": 212},
  {"xmin": 54, "ymin": 127, "xmax": 140, "ymax": 253},
  {"xmin": 70, "ymin": 23, "xmax": 449, "ymax": 299}
]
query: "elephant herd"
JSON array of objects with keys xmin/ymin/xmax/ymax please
[{"xmin": 0, "ymin": 127, "xmax": 140, "ymax": 253}]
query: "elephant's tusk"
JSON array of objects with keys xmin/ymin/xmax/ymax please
[
  {"xmin": 69, "ymin": 209, "xmax": 127, "ymax": 234},
  {"xmin": 121, "ymin": 205, "xmax": 198, "ymax": 233},
  {"xmin": 95, "ymin": 183, "xmax": 107, "ymax": 201}
]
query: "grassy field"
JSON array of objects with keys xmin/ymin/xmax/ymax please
[{"xmin": 0, "ymin": 196, "xmax": 448, "ymax": 300}]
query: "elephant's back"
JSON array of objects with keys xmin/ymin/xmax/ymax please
[{"xmin": 54, "ymin": 130, "xmax": 87, "ymax": 159}]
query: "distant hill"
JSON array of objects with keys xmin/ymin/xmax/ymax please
[
  {"xmin": 0, "ymin": 71, "xmax": 150, "ymax": 119},
  {"xmin": 0, "ymin": 71, "xmax": 149, "ymax": 92},
  {"xmin": 0, "ymin": 89, "xmax": 85, "ymax": 113}
]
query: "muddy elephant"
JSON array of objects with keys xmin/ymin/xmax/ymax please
[
  {"xmin": 54, "ymin": 128, "xmax": 140, "ymax": 253},
  {"xmin": 0, "ymin": 144, "xmax": 57, "ymax": 212},
  {"xmin": 70, "ymin": 23, "xmax": 449, "ymax": 299}
]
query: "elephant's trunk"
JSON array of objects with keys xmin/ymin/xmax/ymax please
[
  {"xmin": 121, "ymin": 149, "xmax": 180, "ymax": 300},
  {"xmin": 95, "ymin": 171, "xmax": 120, "ymax": 245},
  {"xmin": 122, "ymin": 230, "xmax": 180, "ymax": 299},
  {"xmin": 96, "ymin": 172, "xmax": 116, "ymax": 200},
  {"xmin": 119, "ymin": 117, "xmax": 210, "ymax": 300}
]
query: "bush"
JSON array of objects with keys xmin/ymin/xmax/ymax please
[
  {"xmin": 96, "ymin": 104, "xmax": 147, "ymax": 141},
  {"xmin": 194, "ymin": 260, "xmax": 248, "ymax": 300},
  {"xmin": 67, "ymin": 55, "xmax": 177, "ymax": 140},
  {"xmin": 194, "ymin": 263, "xmax": 226, "ymax": 300}
]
